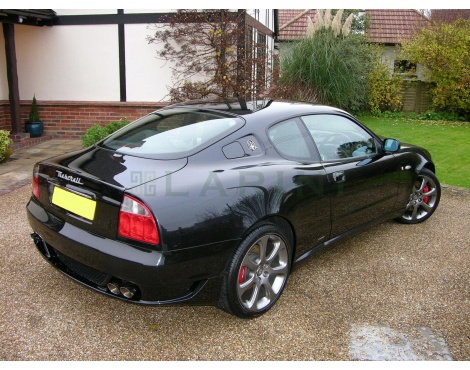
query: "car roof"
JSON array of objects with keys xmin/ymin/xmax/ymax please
[{"xmin": 162, "ymin": 99, "xmax": 349, "ymax": 124}]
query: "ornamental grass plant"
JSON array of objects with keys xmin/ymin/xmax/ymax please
[{"xmin": 280, "ymin": 10, "xmax": 372, "ymax": 112}]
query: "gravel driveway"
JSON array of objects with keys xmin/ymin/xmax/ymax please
[{"xmin": 1, "ymin": 185, "xmax": 468, "ymax": 360}]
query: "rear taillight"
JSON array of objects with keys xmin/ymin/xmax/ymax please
[
  {"xmin": 118, "ymin": 195, "xmax": 160, "ymax": 245},
  {"xmin": 32, "ymin": 164, "xmax": 40, "ymax": 199}
]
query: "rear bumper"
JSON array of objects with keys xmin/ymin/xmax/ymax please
[{"xmin": 27, "ymin": 198, "xmax": 237, "ymax": 305}]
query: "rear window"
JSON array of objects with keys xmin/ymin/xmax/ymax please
[{"xmin": 101, "ymin": 108, "xmax": 244, "ymax": 159}]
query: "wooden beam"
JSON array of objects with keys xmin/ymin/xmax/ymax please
[
  {"xmin": 236, "ymin": 9, "xmax": 247, "ymax": 109},
  {"xmin": 279, "ymin": 9, "xmax": 312, "ymax": 31},
  {"xmin": 2, "ymin": 23, "xmax": 21, "ymax": 134},
  {"xmin": 118, "ymin": 9, "xmax": 126, "ymax": 102}
]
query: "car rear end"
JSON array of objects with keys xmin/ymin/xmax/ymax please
[
  {"xmin": 27, "ymin": 106, "xmax": 246, "ymax": 304},
  {"xmin": 28, "ymin": 157, "xmax": 188, "ymax": 303}
]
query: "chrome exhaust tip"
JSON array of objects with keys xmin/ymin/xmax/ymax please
[
  {"xmin": 107, "ymin": 282, "xmax": 121, "ymax": 295},
  {"xmin": 120, "ymin": 286, "xmax": 136, "ymax": 299}
]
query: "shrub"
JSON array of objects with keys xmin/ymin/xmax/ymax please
[
  {"xmin": 81, "ymin": 119, "xmax": 130, "ymax": 148},
  {"xmin": 28, "ymin": 95, "xmax": 41, "ymax": 123},
  {"xmin": 81, "ymin": 125, "xmax": 108, "ymax": 148},
  {"xmin": 0, "ymin": 130, "xmax": 13, "ymax": 163},
  {"xmin": 401, "ymin": 19, "xmax": 470, "ymax": 118},
  {"xmin": 362, "ymin": 109, "xmax": 467, "ymax": 122},
  {"xmin": 367, "ymin": 48, "xmax": 403, "ymax": 114},
  {"xmin": 104, "ymin": 120, "xmax": 130, "ymax": 135},
  {"xmin": 417, "ymin": 110, "xmax": 467, "ymax": 121}
]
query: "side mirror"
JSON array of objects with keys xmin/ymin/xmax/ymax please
[{"xmin": 383, "ymin": 138, "xmax": 400, "ymax": 153}]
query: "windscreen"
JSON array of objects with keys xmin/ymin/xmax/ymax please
[{"xmin": 101, "ymin": 108, "xmax": 244, "ymax": 159}]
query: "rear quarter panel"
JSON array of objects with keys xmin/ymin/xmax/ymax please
[{"xmin": 129, "ymin": 146, "xmax": 330, "ymax": 258}]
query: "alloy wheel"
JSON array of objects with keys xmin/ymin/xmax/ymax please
[
  {"xmin": 402, "ymin": 171, "xmax": 439, "ymax": 223},
  {"xmin": 236, "ymin": 234, "xmax": 289, "ymax": 312}
]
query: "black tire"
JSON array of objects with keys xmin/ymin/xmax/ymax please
[
  {"xmin": 219, "ymin": 224, "xmax": 292, "ymax": 318},
  {"xmin": 396, "ymin": 168, "xmax": 441, "ymax": 224}
]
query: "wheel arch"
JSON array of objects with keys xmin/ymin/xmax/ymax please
[
  {"xmin": 242, "ymin": 215, "xmax": 297, "ymax": 267},
  {"xmin": 421, "ymin": 161, "xmax": 436, "ymax": 174}
]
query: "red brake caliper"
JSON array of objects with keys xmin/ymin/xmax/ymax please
[
  {"xmin": 239, "ymin": 266, "xmax": 246, "ymax": 284},
  {"xmin": 423, "ymin": 184, "xmax": 430, "ymax": 203}
]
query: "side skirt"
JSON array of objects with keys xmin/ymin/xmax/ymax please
[{"xmin": 292, "ymin": 210, "xmax": 403, "ymax": 270}]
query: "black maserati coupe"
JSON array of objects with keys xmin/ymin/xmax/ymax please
[{"xmin": 27, "ymin": 99, "xmax": 440, "ymax": 318}]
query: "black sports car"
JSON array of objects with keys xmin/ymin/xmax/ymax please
[{"xmin": 27, "ymin": 99, "xmax": 441, "ymax": 318}]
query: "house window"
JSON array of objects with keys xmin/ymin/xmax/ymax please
[
  {"xmin": 245, "ymin": 26, "xmax": 254, "ymax": 85},
  {"xmin": 394, "ymin": 60, "xmax": 417, "ymax": 75},
  {"xmin": 246, "ymin": 26, "xmax": 254, "ymax": 59},
  {"xmin": 256, "ymin": 32, "xmax": 267, "ymax": 90}
]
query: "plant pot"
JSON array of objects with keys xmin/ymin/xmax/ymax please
[{"xmin": 25, "ymin": 121, "xmax": 44, "ymax": 138}]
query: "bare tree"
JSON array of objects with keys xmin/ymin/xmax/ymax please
[{"xmin": 147, "ymin": 10, "xmax": 271, "ymax": 107}]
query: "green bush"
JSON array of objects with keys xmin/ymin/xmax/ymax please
[
  {"xmin": 0, "ymin": 130, "xmax": 13, "ymax": 163},
  {"xmin": 417, "ymin": 110, "xmax": 466, "ymax": 122},
  {"xmin": 367, "ymin": 48, "xmax": 403, "ymax": 114},
  {"xmin": 401, "ymin": 19, "xmax": 470, "ymax": 118},
  {"xmin": 363, "ymin": 110, "xmax": 467, "ymax": 122},
  {"xmin": 81, "ymin": 119, "xmax": 130, "ymax": 148},
  {"xmin": 81, "ymin": 125, "xmax": 108, "ymax": 148}
]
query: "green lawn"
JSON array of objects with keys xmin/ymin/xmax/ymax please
[{"xmin": 358, "ymin": 116, "xmax": 470, "ymax": 188}]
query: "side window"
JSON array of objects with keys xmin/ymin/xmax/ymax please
[
  {"xmin": 268, "ymin": 119, "xmax": 312, "ymax": 161},
  {"xmin": 302, "ymin": 115, "xmax": 377, "ymax": 161}
]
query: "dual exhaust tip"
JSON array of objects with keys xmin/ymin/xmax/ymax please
[
  {"xmin": 107, "ymin": 281, "xmax": 137, "ymax": 299},
  {"xmin": 31, "ymin": 233, "xmax": 139, "ymax": 301}
]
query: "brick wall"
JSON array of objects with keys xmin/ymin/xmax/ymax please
[
  {"xmin": 0, "ymin": 100, "xmax": 168, "ymax": 138},
  {"xmin": 0, "ymin": 102, "xmax": 10, "ymax": 131}
]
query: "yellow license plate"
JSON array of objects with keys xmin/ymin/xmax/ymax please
[{"xmin": 52, "ymin": 187, "xmax": 96, "ymax": 221}]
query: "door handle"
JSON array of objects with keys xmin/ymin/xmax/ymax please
[{"xmin": 333, "ymin": 171, "xmax": 346, "ymax": 183}]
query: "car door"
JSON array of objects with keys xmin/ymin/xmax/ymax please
[
  {"xmin": 301, "ymin": 114, "xmax": 400, "ymax": 237},
  {"xmin": 267, "ymin": 118, "xmax": 331, "ymax": 256}
]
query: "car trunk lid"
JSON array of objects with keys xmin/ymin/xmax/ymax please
[{"xmin": 34, "ymin": 146, "xmax": 187, "ymax": 241}]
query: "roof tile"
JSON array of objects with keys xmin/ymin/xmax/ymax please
[
  {"xmin": 278, "ymin": 9, "xmax": 317, "ymax": 41},
  {"xmin": 277, "ymin": 9, "xmax": 430, "ymax": 44},
  {"xmin": 366, "ymin": 9, "xmax": 429, "ymax": 44}
]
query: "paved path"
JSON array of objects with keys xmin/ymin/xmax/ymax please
[{"xmin": 0, "ymin": 140, "xmax": 82, "ymax": 195}]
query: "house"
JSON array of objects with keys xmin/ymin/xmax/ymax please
[
  {"xmin": 365, "ymin": 9, "xmax": 429, "ymax": 80},
  {"xmin": 0, "ymin": 9, "xmax": 276, "ymax": 146}
]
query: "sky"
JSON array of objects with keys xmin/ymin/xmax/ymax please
[{"xmin": 4, "ymin": 1, "xmax": 469, "ymax": 10}]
